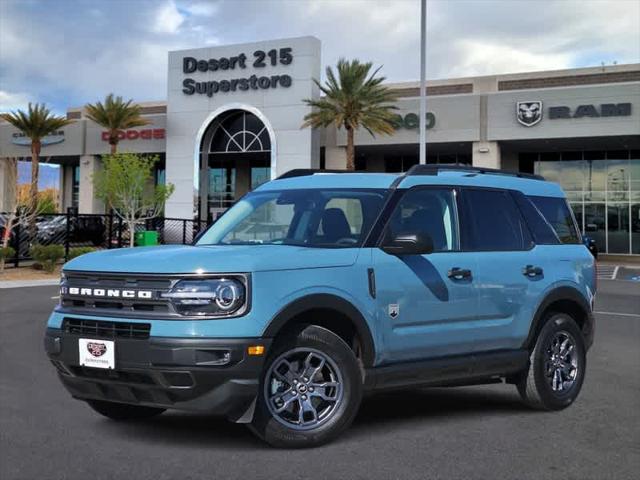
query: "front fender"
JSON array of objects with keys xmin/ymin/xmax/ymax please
[{"xmin": 262, "ymin": 290, "xmax": 377, "ymax": 367}]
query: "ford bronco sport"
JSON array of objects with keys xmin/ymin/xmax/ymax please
[{"xmin": 45, "ymin": 165, "xmax": 596, "ymax": 448}]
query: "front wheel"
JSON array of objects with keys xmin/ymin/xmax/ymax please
[
  {"xmin": 517, "ymin": 313, "xmax": 586, "ymax": 410},
  {"xmin": 86, "ymin": 400, "xmax": 165, "ymax": 421},
  {"xmin": 250, "ymin": 325, "xmax": 363, "ymax": 448}
]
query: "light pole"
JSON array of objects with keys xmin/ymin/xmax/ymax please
[{"xmin": 419, "ymin": 0, "xmax": 427, "ymax": 164}]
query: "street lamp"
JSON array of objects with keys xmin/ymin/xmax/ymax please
[{"xmin": 419, "ymin": 0, "xmax": 427, "ymax": 164}]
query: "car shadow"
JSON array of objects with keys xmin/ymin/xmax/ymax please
[
  {"xmin": 97, "ymin": 386, "xmax": 529, "ymax": 449},
  {"xmin": 96, "ymin": 410, "xmax": 263, "ymax": 450},
  {"xmin": 351, "ymin": 386, "xmax": 526, "ymax": 434}
]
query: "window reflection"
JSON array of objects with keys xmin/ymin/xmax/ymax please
[{"xmin": 530, "ymin": 150, "xmax": 638, "ymax": 255}]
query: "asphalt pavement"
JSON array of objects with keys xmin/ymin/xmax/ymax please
[{"xmin": 1, "ymin": 281, "xmax": 638, "ymax": 480}]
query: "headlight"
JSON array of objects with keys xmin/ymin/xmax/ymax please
[{"xmin": 162, "ymin": 277, "xmax": 247, "ymax": 317}]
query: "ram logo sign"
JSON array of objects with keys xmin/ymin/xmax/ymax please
[{"xmin": 516, "ymin": 101, "xmax": 543, "ymax": 127}]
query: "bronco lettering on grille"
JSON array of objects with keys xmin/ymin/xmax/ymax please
[{"xmin": 64, "ymin": 287, "xmax": 153, "ymax": 299}]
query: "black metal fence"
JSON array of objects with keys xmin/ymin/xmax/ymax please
[{"xmin": 0, "ymin": 210, "xmax": 208, "ymax": 267}]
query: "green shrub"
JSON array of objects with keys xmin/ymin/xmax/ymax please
[
  {"xmin": 31, "ymin": 244, "xmax": 64, "ymax": 273},
  {"xmin": 68, "ymin": 247, "xmax": 97, "ymax": 260},
  {"xmin": 0, "ymin": 246, "xmax": 16, "ymax": 261}
]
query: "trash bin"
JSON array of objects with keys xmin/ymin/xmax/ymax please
[{"xmin": 134, "ymin": 230, "xmax": 158, "ymax": 246}]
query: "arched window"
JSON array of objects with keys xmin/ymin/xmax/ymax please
[{"xmin": 208, "ymin": 111, "xmax": 271, "ymax": 154}]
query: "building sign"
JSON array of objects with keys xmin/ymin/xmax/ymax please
[
  {"xmin": 516, "ymin": 101, "xmax": 632, "ymax": 126},
  {"xmin": 182, "ymin": 47, "xmax": 294, "ymax": 98},
  {"xmin": 391, "ymin": 112, "xmax": 436, "ymax": 130},
  {"xmin": 12, "ymin": 130, "xmax": 65, "ymax": 146},
  {"xmin": 549, "ymin": 103, "xmax": 632, "ymax": 119},
  {"xmin": 516, "ymin": 101, "xmax": 543, "ymax": 126},
  {"xmin": 101, "ymin": 128, "xmax": 165, "ymax": 141}
]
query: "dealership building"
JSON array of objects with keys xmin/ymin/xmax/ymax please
[{"xmin": 1, "ymin": 37, "xmax": 639, "ymax": 254}]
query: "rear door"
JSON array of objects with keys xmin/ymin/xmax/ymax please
[{"xmin": 457, "ymin": 188, "xmax": 548, "ymax": 351}]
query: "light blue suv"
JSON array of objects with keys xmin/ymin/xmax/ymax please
[{"xmin": 45, "ymin": 165, "xmax": 596, "ymax": 447}]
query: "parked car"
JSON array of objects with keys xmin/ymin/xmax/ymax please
[
  {"xmin": 583, "ymin": 235, "xmax": 598, "ymax": 258},
  {"xmin": 45, "ymin": 165, "xmax": 596, "ymax": 448},
  {"xmin": 36, "ymin": 215, "xmax": 106, "ymax": 246},
  {"xmin": 0, "ymin": 214, "xmax": 30, "ymax": 254}
]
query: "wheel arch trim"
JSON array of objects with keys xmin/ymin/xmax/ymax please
[
  {"xmin": 524, "ymin": 286, "xmax": 594, "ymax": 350},
  {"xmin": 263, "ymin": 293, "xmax": 376, "ymax": 367}
]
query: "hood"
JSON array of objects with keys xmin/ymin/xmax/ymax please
[{"xmin": 63, "ymin": 244, "xmax": 360, "ymax": 274}]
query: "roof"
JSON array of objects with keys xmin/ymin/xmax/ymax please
[
  {"xmin": 259, "ymin": 173, "xmax": 400, "ymax": 191},
  {"xmin": 256, "ymin": 167, "xmax": 566, "ymax": 198}
]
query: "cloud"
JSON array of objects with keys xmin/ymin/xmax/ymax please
[
  {"xmin": 152, "ymin": 0, "xmax": 185, "ymax": 34},
  {"xmin": 448, "ymin": 40, "xmax": 572, "ymax": 78},
  {"xmin": 181, "ymin": 0, "xmax": 219, "ymax": 17},
  {"xmin": 0, "ymin": 91, "xmax": 35, "ymax": 113},
  {"xmin": 0, "ymin": 0, "xmax": 637, "ymax": 113}
]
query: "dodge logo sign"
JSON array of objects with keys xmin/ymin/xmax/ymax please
[
  {"xmin": 87, "ymin": 342, "xmax": 107, "ymax": 357},
  {"xmin": 517, "ymin": 101, "xmax": 543, "ymax": 126}
]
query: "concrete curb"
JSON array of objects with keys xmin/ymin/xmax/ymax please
[{"xmin": 0, "ymin": 279, "xmax": 60, "ymax": 289}]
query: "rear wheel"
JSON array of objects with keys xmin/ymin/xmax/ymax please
[
  {"xmin": 250, "ymin": 325, "xmax": 363, "ymax": 448},
  {"xmin": 86, "ymin": 400, "xmax": 165, "ymax": 421},
  {"xmin": 517, "ymin": 313, "xmax": 586, "ymax": 410}
]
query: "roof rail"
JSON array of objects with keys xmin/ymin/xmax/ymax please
[
  {"xmin": 277, "ymin": 169, "xmax": 351, "ymax": 179},
  {"xmin": 405, "ymin": 164, "xmax": 545, "ymax": 181}
]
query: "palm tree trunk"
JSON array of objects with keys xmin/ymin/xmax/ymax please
[
  {"xmin": 346, "ymin": 126, "xmax": 355, "ymax": 171},
  {"xmin": 29, "ymin": 140, "xmax": 41, "ymax": 236},
  {"xmin": 110, "ymin": 142, "xmax": 117, "ymax": 155}
]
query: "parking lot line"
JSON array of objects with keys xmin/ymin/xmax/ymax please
[{"xmin": 594, "ymin": 311, "xmax": 640, "ymax": 318}]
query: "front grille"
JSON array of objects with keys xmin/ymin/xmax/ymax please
[
  {"xmin": 60, "ymin": 272, "xmax": 173, "ymax": 317},
  {"xmin": 63, "ymin": 318, "xmax": 151, "ymax": 339}
]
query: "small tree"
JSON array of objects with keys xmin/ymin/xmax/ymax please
[
  {"xmin": 0, "ymin": 157, "xmax": 50, "ymax": 273},
  {"xmin": 302, "ymin": 58, "xmax": 397, "ymax": 170},
  {"xmin": 94, "ymin": 153, "xmax": 174, "ymax": 247},
  {"xmin": 85, "ymin": 94, "xmax": 151, "ymax": 154}
]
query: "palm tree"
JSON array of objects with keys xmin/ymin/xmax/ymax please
[
  {"xmin": 85, "ymin": 94, "xmax": 151, "ymax": 154},
  {"xmin": 1, "ymin": 104, "xmax": 73, "ymax": 232},
  {"xmin": 302, "ymin": 58, "xmax": 398, "ymax": 170}
]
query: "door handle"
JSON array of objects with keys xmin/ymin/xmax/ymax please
[
  {"xmin": 448, "ymin": 267, "xmax": 472, "ymax": 281},
  {"xmin": 522, "ymin": 265, "xmax": 543, "ymax": 277}
]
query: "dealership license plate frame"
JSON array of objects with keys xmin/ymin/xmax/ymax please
[{"xmin": 78, "ymin": 338, "xmax": 115, "ymax": 369}]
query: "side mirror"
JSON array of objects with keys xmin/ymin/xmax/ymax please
[{"xmin": 382, "ymin": 231, "xmax": 434, "ymax": 256}]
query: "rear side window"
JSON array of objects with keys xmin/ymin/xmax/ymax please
[
  {"xmin": 512, "ymin": 193, "xmax": 560, "ymax": 245},
  {"xmin": 529, "ymin": 196, "xmax": 581, "ymax": 244},
  {"xmin": 460, "ymin": 189, "xmax": 533, "ymax": 251}
]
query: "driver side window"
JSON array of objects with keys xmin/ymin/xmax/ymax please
[
  {"xmin": 316, "ymin": 197, "xmax": 365, "ymax": 242},
  {"xmin": 387, "ymin": 188, "xmax": 458, "ymax": 252}
]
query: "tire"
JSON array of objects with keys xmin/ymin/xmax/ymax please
[
  {"xmin": 250, "ymin": 325, "xmax": 363, "ymax": 448},
  {"xmin": 86, "ymin": 400, "xmax": 165, "ymax": 421},
  {"xmin": 517, "ymin": 312, "xmax": 586, "ymax": 410}
]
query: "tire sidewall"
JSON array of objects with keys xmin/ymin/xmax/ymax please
[
  {"xmin": 532, "ymin": 313, "xmax": 586, "ymax": 410},
  {"xmin": 251, "ymin": 325, "xmax": 363, "ymax": 448}
]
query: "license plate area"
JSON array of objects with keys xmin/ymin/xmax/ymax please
[{"xmin": 78, "ymin": 338, "xmax": 115, "ymax": 369}]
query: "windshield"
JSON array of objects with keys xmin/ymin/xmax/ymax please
[{"xmin": 197, "ymin": 189, "xmax": 386, "ymax": 248}]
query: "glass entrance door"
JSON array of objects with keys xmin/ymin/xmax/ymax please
[{"xmin": 209, "ymin": 167, "xmax": 236, "ymax": 216}]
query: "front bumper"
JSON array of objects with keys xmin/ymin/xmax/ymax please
[{"xmin": 44, "ymin": 328, "xmax": 272, "ymax": 422}]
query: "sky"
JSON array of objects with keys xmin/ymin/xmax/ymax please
[{"xmin": 0, "ymin": 0, "xmax": 639, "ymax": 115}]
